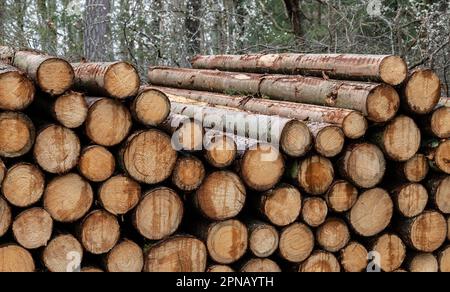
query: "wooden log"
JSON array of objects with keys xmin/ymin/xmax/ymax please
[
  {"xmin": 193, "ymin": 171, "xmax": 246, "ymax": 221},
  {"xmin": 408, "ymin": 253, "xmax": 439, "ymax": 272},
  {"xmin": 105, "ymin": 239, "xmax": 144, "ymax": 273},
  {"xmin": 349, "ymin": 188, "xmax": 393, "ymax": 237},
  {"xmin": 325, "ymin": 180, "xmax": 358, "ymax": 213},
  {"xmin": 247, "ymin": 221, "xmax": 279, "ymax": 258},
  {"xmin": 438, "ymin": 246, "xmax": 450, "ymax": 272},
  {"xmin": 131, "ymin": 87, "xmax": 171, "ymax": 127},
  {"xmin": 150, "ymin": 86, "xmax": 368, "ymax": 139},
  {"xmin": 309, "ymin": 123, "xmax": 345, "ymax": 158},
  {"xmin": 172, "ymin": 155, "xmax": 205, "ymax": 192},
  {"xmin": 148, "ymin": 67, "xmax": 400, "ymax": 123},
  {"xmin": 49, "ymin": 91, "xmax": 88, "ymax": 129},
  {"xmin": 72, "ymin": 62, "xmax": 140, "ymax": 99},
  {"xmin": 85, "ymin": 98, "xmax": 132, "ymax": 147},
  {"xmin": 0, "ymin": 197, "xmax": 11, "ymax": 238},
  {"xmin": 279, "ymin": 223, "xmax": 314, "ymax": 263},
  {"xmin": 133, "ymin": 187, "xmax": 183, "ymax": 240},
  {"xmin": 80, "ymin": 210, "xmax": 120, "ymax": 255},
  {"xmin": 98, "ymin": 175, "xmax": 141, "ymax": 216},
  {"xmin": 162, "ymin": 114, "xmax": 205, "ymax": 152},
  {"xmin": 33, "ymin": 124, "xmax": 80, "ymax": 174},
  {"xmin": 425, "ymin": 139, "xmax": 450, "ymax": 174},
  {"xmin": 424, "ymin": 103, "xmax": 450, "ymax": 139},
  {"xmin": 199, "ymin": 220, "xmax": 248, "ymax": 265},
  {"xmin": 294, "ymin": 155, "xmax": 334, "ymax": 195},
  {"xmin": 394, "ymin": 154, "xmax": 429, "ymax": 183},
  {"xmin": 12, "ymin": 208, "xmax": 53, "ymax": 249},
  {"xmin": 43, "ymin": 173, "xmax": 94, "ymax": 223},
  {"xmin": 240, "ymin": 258, "xmax": 281, "ymax": 272},
  {"xmin": 301, "ymin": 197, "xmax": 328, "ymax": 228},
  {"xmin": 204, "ymin": 133, "xmax": 237, "ymax": 168},
  {"xmin": 371, "ymin": 234, "xmax": 406, "ymax": 272},
  {"xmin": 0, "ymin": 63, "xmax": 35, "ymax": 110},
  {"xmin": 119, "ymin": 129, "xmax": 178, "ymax": 184},
  {"xmin": 427, "ymin": 176, "xmax": 450, "ymax": 214},
  {"xmin": 143, "ymin": 236, "xmax": 207, "ymax": 272},
  {"xmin": 0, "ymin": 244, "xmax": 35, "ymax": 272},
  {"xmin": 207, "ymin": 265, "xmax": 234, "ymax": 272},
  {"xmin": 258, "ymin": 184, "xmax": 302, "ymax": 227},
  {"xmin": 316, "ymin": 218, "xmax": 350, "ymax": 253},
  {"xmin": 392, "ymin": 183, "xmax": 428, "ymax": 218},
  {"xmin": 298, "ymin": 251, "xmax": 341, "ymax": 273},
  {"xmin": 0, "ymin": 46, "xmax": 15, "ymax": 63},
  {"xmin": 402, "ymin": 68, "xmax": 441, "ymax": 114},
  {"xmin": 339, "ymin": 242, "xmax": 368, "ymax": 273},
  {"xmin": 81, "ymin": 267, "xmax": 104, "ymax": 272},
  {"xmin": 42, "ymin": 234, "xmax": 83, "ymax": 273},
  {"xmin": 398, "ymin": 211, "xmax": 447, "ymax": 252},
  {"xmin": 338, "ymin": 143, "xmax": 386, "ymax": 189},
  {"xmin": 0, "ymin": 158, "xmax": 4, "ymax": 184},
  {"xmin": 0, "ymin": 112, "xmax": 35, "ymax": 158},
  {"xmin": 191, "ymin": 54, "xmax": 408, "ymax": 86},
  {"xmin": 78, "ymin": 145, "xmax": 116, "ymax": 182}
]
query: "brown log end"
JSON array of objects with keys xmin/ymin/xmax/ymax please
[
  {"xmin": 408, "ymin": 253, "xmax": 438, "ymax": 272},
  {"xmin": 299, "ymin": 251, "xmax": 341, "ymax": 273},
  {"xmin": 297, "ymin": 155, "xmax": 334, "ymax": 195},
  {"xmin": 12, "ymin": 208, "xmax": 53, "ymax": 249},
  {"xmin": 404, "ymin": 69, "xmax": 441, "ymax": 114},
  {"xmin": 0, "ymin": 244, "xmax": 35, "ymax": 272},
  {"xmin": 133, "ymin": 88, "xmax": 171, "ymax": 127},
  {"xmin": 249, "ymin": 223, "xmax": 279, "ymax": 258},
  {"xmin": 372, "ymin": 234, "xmax": 406, "ymax": 272},
  {"xmin": 279, "ymin": 223, "xmax": 314, "ymax": 263},
  {"xmin": 0, "ymin": 112, "xmax": 35, "ymax": 158},
  {"xmin": 433, "ymin": 139, "xmax": 450, "ymax": 174},
  {"xmin": 349, "ymin": 188, "xmax": 393, "ymax": 237},
  {"xmin": 2, "ymin": 163, "xmax": 45, "ymax": 208},
  {"xmin": 393, "ymin": 183, "xmax": 428, "ymax": 218},
  {"xmin": 0, "ymin": 66, "xmax": 35, "ymax": 111},
  {"xmin": 430, "ymin": 176, "xmax": 450, "ymax": 214},
  {"xmin": 402, "ymin": 211, "xmax": 447, "ymax": 252},
  {"xmin": 240, "ymin": 258, "xmax": 281, "ymax": 273},
  {"xmin": 438, "ymin": 246, "xmax": 450, "ymax": 272},
  {"xmin": 379, "ymin": 55, "xmax": 408, "ymax": 86},
  {"xmin": 366, "ymin": 84, "xmax": 400, "ymax": 122},
  {"xmin": 431, "ymin": 106, "xmax": 450, "ymax": 139},
  {"xmin": 33, "ymin": 124, "xmax": 80, "ymax": 174},
  {"xmin": 80, "ymin": 210, "xmax": 120, "ymax": 255},
  {"xmin": 382, "ymin": 116, "xmax": 421, "ymax": 161},
  {"xmin": 301, "ymin": 197, "xmax": 328, "ymax": 228},
  {"xmin": 144, "ymin": 236, "xmax": 207, "ymax": 272},
  {"xmin": 169, "ymin": 117, "xmax": 204, "ymax": 151},
  {"xmin": 79, "ymin": 146, "xmax": 116, "ymax": 182},
  {"xmin": 260, "ymin": 184, "xmax": 302, "ymax": 227},
  {"xmin": 37, "ymin": 58, "xmax": 75, "ymax": 95},
  {"xmin": 0, "ymin": 197, "xmax": 11, "ymax": 237},
  {"xmin": 316, "ymin": 218, "xmax": 350, "ymax": 253},
  {"xmin": 402, "ymin": 154, "xmax": 429, "ymax": 183},
  {"xmin": 99, "ymin": 175, "xmax": 141, "ymax": 216},
  {"xmin": 325, "ymin": 180, "xmax": 358, "ymax": 213},
  {"xmin": 341, "ymin": 111, "xmax": 368, "ymax": 140},
  {"xmin": 43, "ymin": 234, "xmax": 83, "ymax": 273},
  {"xmin": 81, "ymin": 267, "xmax": 104, "ymax": 272},
  {"xmin": 207, "ymin": 265, "xmax": 234, "ymax": 272},
  {"xmin": 106, "ymin": 240, "xmax": 144, "ymax": 273},
  {"xmin": 205, "ymin": 134, "xmax": 237, "ymax": 168},
  {"xmin": 280, "ymin": 120, "xmax": 312, "ymax": 157},
  {"xmin": 44, "ymin": 173, "xmax": 94, "ymax": 223},
  {"xmin": 104, "ymin": 62, "xmax": 140, "ymax": 99},
  {"xmin": 54, "ymin": 91, "xmax": 88, "ymax": 129},
  {"xmin": 134, "ymin": 187, "xmax": 183, "ymax": 240},
  {"xmin": 314, "ymin": 125, "xmax": 345, "ymax": 158},
  {"xmin": 340, "ymin": 242, "xmax": 368, "ymax": 273},
  {"xmin": 172, "ymin": 155, "xmax": 206, "ymax": 192}
]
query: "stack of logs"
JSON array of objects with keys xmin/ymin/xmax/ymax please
[{"xmin": 0, "ymin": 47, "xmax": 449, "ymax": 273}]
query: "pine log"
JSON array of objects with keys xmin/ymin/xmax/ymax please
[
  {"xmin": 80, "ymin": 210, "xmax": 120, "ymax": 255},
  {"xmin": 44, "ymin": 173, "xmax": 93, "ymax": 223},
  {"xmin": 425, "ymin": 139, "xmax": 450, "ymax": 174},
  {"xmin": 85, "ymin": 98, "xmax": 132, "ymax": 147},
  {"xmin": 193, "ymin": 171, "xmax": 246, "ymax": 221},
  {"xmin": 72, "ymin": 62, "xmax": 140, "ymax": 99},
  {"xmin": 99, "ymin": 175, "xmax": 141, "ymax": 216},
  {"xmin": 279, "ymin": 223, "xmax": 314, "ymax": 263},
  {"xmin": 258, "ymin": 184, "xmax": 302, "ymax": 227},
  {"xmin": 33, "ymin": 124, "xmax": 80, "ymax": 174},
  {"xmin": 325, "ymin": 180, "xmax": 358, "ymax": 213},
  {"xmin": 0, "ymin": 46, "xmax": 15, "ymax": 63},
  {"xmin": 143, "ymin": 236, "xmax": 207, "ymax": 272},
  {"xmin": 301, "ymin": 197, "xmax": 328, "ymax": 228},
  {"xmin": 240, "ymin": 258, "xmax": 281, "ymax": 273},
  {"xmin": 394, "ymin": 154, "xmax": 429, "ymax": 183},
  {"xmin": 338, "ymin": 143, "xmax": 386, "ymax": 189},
  {"xmin": 427, "ymin": 176, "xmax": 450, "ymax": 214},
  {"xmin": 247, "ymin": 221, "xmax": 279, "ymax": 258},
  {"xmin": 204, "ymin": 133, "xmax": 237, "ymax": 168},
  {"xmin": 161, "ymin": 114, "xmax": 205, "ymax": 152},
  {"xmin": 349, "ymin": 188, "xmax": 393, "ymax": 237},
  {"xmin": 172, "ymin": 155, "xmax": 205, "ymax": 192},
  {"xmin": 0, "ymin": 63, "xmax": 35, "ymax": 110},
  {"xmin": 316, "ymin": 218, "xmax": 350, "ymax": 253},
  {"xmin": 191, "ymin": 54, "xmax": 408, "ymax": 86},
  {"xmin": 424, "ymin": 102, "xmax": 450, "ymax": 139},
  {"xmin": 408, "ymin": 253, "xmax": 439, "ymax": 273},
  {"xmin": 105, "ymin": 239, "xmax": 144, "ymax": 273},
  {"xmin": 12, "ymin": 208, "xmax": 53, "ymax": 249},
  {"xmin": 207, "ymin": 265, "xmax": 234, "ymax": 272},
  {"xmin": 2, "ymin": 163, "xmax": 45, "ymax": 208},
  {"xmin": 131, "ymin": 87, "xmax": 171, "ymax": 127},
  {"xmin": 398, "ymin": 211, "xmax": 447, "ymax": 252},
  {"xmin": 402, "ymin": 68, "xmax": 441, "ymax": 114},
  {"xmin": 0, "ymin": 197, "xmax": 11, "ymax": 237},
  {"xmin": 298, "ymin": 251, "xmax": 341, "ymax": 273},
  {"xmin": 42, "ymin": 234, "xmax": 83, "ymax": 273},
  {"xmin": 339, "ymin": 242, "xmax": 368, "ymax": 273},
  {"xmin": 150, "ymin": 86, "xmax": 368, "ymax": 139},
  {"xmin": 46, "ymin": 91, "xmax": 88, "ymax": 129},
  {"xmin": 438, "ymin": 246, "xmax": 450, "ymax": 272},
  {"xmin": 392, "ymin": 183, "xmax": 428, "ymax": 218},
  {"xmin": 371, "ymin": 234, "xmax": 406, "ymax": 272},
  {"xmin": 0, "ymin": 244, "xmax": 35, "ymax": 272},
  {"xmin": 148, "ymin": 67, "xmax": 400, "ymax": 123},
  {"xmin": 119, "ymin": 129, "xmax": 178, "ymax": 184},
  {"xmin": 81, "ymin": 267, "xmax": 104, "ymax": 273},
  {"xmin": 0, "ymin": 112, "xmax": 35, "ymax": 158},
  {"xmin": 309, "ymin": 123, "xmax": 345, "ymax": 158},
  {"xmin": 78, "ymin": 145, "xmax": 116, "ymax": 182},
  {"xmin": 372, "ymin": 115, "xmax": 421, "ymax": 162},
  {"xmin": 294, "ymin": 155, "xmax": 334, "ymax": 195},
  {"xmin": 133, "ymin": 187, "xmax": 183, "ymax": 240}
]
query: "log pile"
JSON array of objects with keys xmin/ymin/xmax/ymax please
[{"xmin": 0, "ymin": 47, "xmax": 449, "ymax": 273}]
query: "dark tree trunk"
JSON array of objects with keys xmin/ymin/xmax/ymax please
[
  {"xmin": 186, "ymin": 0, "xmax": 202, "ymax": 57},
  {"xmin": 84, "ymin": 0, "xmax": 111, "ymax": 61},
  {"xmin": 283, "ymin": 0, "xmax": 304, "ymax": 40}
]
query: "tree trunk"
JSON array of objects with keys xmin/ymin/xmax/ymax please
[
  {"xmin": 42, "ymin": 234, "xmax": 83, "ymax": 273},
  {"xmin": 316, "ymin": 218, "xmax": 350, "ymax": 253},
  {"xmin": 371, "ymin": 234, "xmax": 406, "ymax": 272},
  {"xmin": 0, "ymin": 112, "xmax": 35, "ymax": 158},
  {"xmin": 0, "ymin": 63, "xmax": 35, "ymax": 111},
  {"xmin": 427, "ymin": 176, "xmax": 450, "ymax": 214},
  {"xmin": 299, "ymin": 251, "xmax": 340, "ymax": 272},
  {"xmin": 160, "ymin": 113, "xmax": 205, "ymax": 152},
  {"xmin": 0, "ymin": 245, "xmax": 35, "ymax": 272},
  {"xmin": 12, "ymin": 208, "xmax": 53, "ymax": 249},
  {"xmin": 283, "ymin": 0, "xmax": 304, "ymax": 41},
  {"xmin": 78, "ymin": 145, "xmax": 116, "ymax": 182},
  {"xmin": 408, "ymin": 253, "xmax": 439, "ymax": 272},
  {"xmin": 325, "ymin": 180, "xmax": 358, "ymax": 213},
  {"xmin": 131, "ymin": 87, "xmax": 171, "ymax": 127},
  {"xmin": 171, "ymin": 155, "xmax": 206, "ymax": 192},
  {"xmin": 392, "ymin": 183, "xmax": 428, "ymax": 218},
  {"xmin": 204, "ymin": 132, "xmax": 237, "ymax": 168},
  {"xmin": 247, "ymin": 221, "xmax": 279, "ymax": 258},
  {"xmin": 185, "ymin": 0, "xmax": 202, "ymax": 57},
  {"xmin": 402, "ymin": 68, "xmax": 441, "ymax": 114},
  {"xmin": 105, "ymin": 240, "xmax": 144, "ymax": 273},
  {"xmin": 98, "ymin": 175, "xmax": 141, "ymax": 216},
  {"xmin": 424, "ymin": 139, "xmax": 450, "ymax": 174},
  {"xmin": 339, "ymin": 242, "xmax": 368, "ymax": 273},
  {"xmin": 279, "ymin": 223, "xmax": 314, "ymax": 263},
  {"xmin": 308, "ymin": 122, "xmax": 345, "ymax": 157},
  {"xmin": 0, "ymin": 197, "xmax": 11, "ymax": 238},
  {"xmin": 301, "ymin": 197, "xmax": 328, "ymax": 228},
  {"xmin": 240, "ymin": 258, "xmax": 281, "ymax": 273},
  {"xmin": 394, "ymin": 154, "xmax": 429, "ymax": 183},
  {"xmin": 80, "ymin": 210, "xmax": 120, "ymax": 255},
  {"xmin": 294, "ymin": 155, "xmax": 334, "ymax": 195},
  {"xmin": 84, "ymin": 0, "xmax": 111, "ymax": 61}
]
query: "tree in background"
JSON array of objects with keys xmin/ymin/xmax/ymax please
[{"xmin": 84, "ymin": 0, "xmax": 111, "ymax": 61}]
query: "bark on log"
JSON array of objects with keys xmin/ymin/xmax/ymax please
[
  {"xmin": 424, "ymin": 139, "xmax": 450, "ymax": 175},
  {"xmin": 0, "ymin": 46, "xmax": 15, "ymax": 64},
  {"xmin": 402, "ymin": 68, "xmax": 441, "ymax": 114},
  {"xmin": 0, "ymin": 197, "xmax": 11, "ymax": 238},
  {"xmin": 408, "ymin": 253, "xmax": 439, "ymax": 272},
  {"xmin": 339, "ymin": 242, "xmax": 368, "ymax": 273},
  {"xmin": 105, "ymin": 239, "xmax": 144, "ymax": 273},
  {"xmin": 80, "ymin": 210, "xmax": 120, "ymax": 255},
  {"xmin": 207, "ymin": 265, "xmax": 234, "ymax": 272},
  {"xmin": 0, "ymin": 112, "xmax": 35, "ymax": 158},
  {"xmin": 294, "ymin": 155, "xmax": 334, "ymax": 195},
  {"xmin": 392, "ymin": 183, "xmax": 428, "ymax": 218},
  {"xmin": 0, "ymin": 244, "xmax": 35, "ymax": 272},
  {"xmin": 12, "ymin": 208, "xmax": 53, "ymax": 249},
  {"xmin": 325, "ymin": 180, "xmax": 358, "ymax": 213},
  {"xmin": 191, "ymin": 53, "xmax": 408, "ymax": 86},
  {"xmin": 247, "ymin": 221, "xmax": 279, "ymax": 258},
  {"xmin": 279, "ymin": 223, "xmax": 314, "ymax": 263},
  {"xmin": 78, "ymin": 145, "xmax": 116, "ymax": 182},
  {"xmin": 0, "ymin": 63, "xmax": 35, "ymax": 110},
  {"xmin": 131, "ymin": 87, "xmax": 171, "ymax": 127},
  {"xmin": 204, "ymin": 133, "xmax": 237, "ymax": 168},
  {"xmin": 98, "ymin": 175, "xmax": 141, "ymax": 216},
  {"xmin": 240, "ymin": 258, "xmax": 282, "ymax": 273},
  {"xmin": 371, "ymin": 234, "xmax": 406, "ymax": 272},
  {"xmin": 301, "ymin": 197, "xmax": 328, "ymax": 228},
  {"xmin": 133, "ymin": 187, "xmax": 183, "ymax": 240},
  {"xmin": 427, "ymin": 176, "xmax": 450, "ymax": 214},
  {"xmin": 43, "ymin": 173, "xmax": 93, "ymax": 223},
  {"xmin": 148, "ymin": 67, "xmax": 400, "ymax": 123},
  {"xmin": 394, "ymin": 154, "xmax": 429, "ymax": 183},
  {"xmin": 42, "ymin": 234, "xmax": 83, "ymax": 273},
  {"xmin": 316, "ymin": 218, "xmax": 350, "ymax": 253},
  {"xmin": 72, "ymin": 62, "xmax": 140, "ymax": 99},
  {"xmin": 298, "ymin": 251, "xmax": 341, "ymax": 272},
  {"xmin": 172, "ymin": 155, "xmax": 205, "ymax": 192}
]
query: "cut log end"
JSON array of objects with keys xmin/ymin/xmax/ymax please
[
  {"xmin": 404, "ymin": 69, "xmax": 441, "ymax": 114},
  {"xmin": 394, "ymin": 183, "xmax": 428, "ymax": 218},
  {"xmin": 302, "ymin": 197, "xmax": 328, "ymax": 228},
  {"xmin": 99, "ymin": 175, "xmax": 141, "ymax": 216},
  {"xmin": 342, "ymin": 111, "xmax": 368, "ymax": 139},
  {"xmin": 207, "ymin": 265, "xmax": 234, "ymax": 272},
  {"xmin": 12, "ymin": 208, "xmax": 53, "ymax": 249},
  {"xmin": 431, "ymin": 106, "xmax": 450, "ymax": 139},
  {"xmin": 402, "ymin": 154, "xmax": 429, "ymax": 183},
  {"xmin": 205, "ymin": 134, "xmax": 237, "ymax": 168},
  {"xmin": 326, "ymin": 180, "xmax": 358, "ymax": 213},
  {"xmin": 172, "ymin": 155, "xmax": 205, "ymax": 192},
  {"xmin": 316, "ymin": 218, "xmax": 350, "ymax": 253},
  {"xmin": 133, "ymin": 88, "xmax": 171, "ymax": 127},
  {"xmin": 54, "ymin": 92, "xmax": 88, "ymax": 129},
  {"xmin": 379, "ymin": 55, "xmax": 408, "ymax": 86},
  {"xmin": 43, "ymin": 234, "xmax": 83, "ymax": 273},
  {"xmin": 241, "ymin": 259, "xmax": 281, "ymax": 273},
  {"xmin": 172, "ymin": 118, "xmax": 204, "ymax": 151},
  {"xmin": 81, "ymin": 210, "xmax": 120, "ymax": 255},
  {"xmin": 261, "ymin": 185, "xmax": 302, "ymax": 227},
  {"xmin": 382, "ymin": 116, "xmax": 421, "ymax": 162},
  {"xmin": 314, "ymin": 126, "xmax": 345, "ymax": 158},
  {"xmin": 297, "ymin": 155, "xmax": 334, "ymax": 195},
  {"xmin": 106, "ymin": 240, "xmax": 144, "ymax": 273},
  {"xmin": 0, "ymin": 197, "xmax": 12, "ymax": 237},
  {"xmin": 366, "ymin": 84, "xmax": 400, "ymax": 122},
  {"xmin": 249, "ymin": 223, "xmax": 279, "ymax": 258},
  {"xmin": 280, "ymin": 120, "xmax": 312, "ymax": 157},
  {"xmin": 431, "ymin": 176, "xmax": 450, "ymax": 214},
  {"xmin": 104, "ymin": 62, "xmax": 140, "ymax": 99},
  {"xmin": 434, "ymin": 140, "xmax": 450, "ymax": 174},
  {"xmin": 0, "ymin": 69, "xmax": 35, "ymax": 111},
  {"xmin": 372, "ymin": 234, "xmax": 406, "ymax": 272},
  {"xmin": 0, "ymin": 245, "xmax": 35, "ymax": 272},
  {"xmin": 81, "ymin": 267, "xmax": 104, "ymax": 273},
  {"xmin": 0, "ymin": 112, "xmax": 35, "ymax": 158},
  {"xmin": 279, "ymin": 223, "xmax": 314, "ymax": 263},
  {"xmin": 438, "ymin": 246, "xmax": 450, "ymax": 272},
  {"xmin": 206, "ymin": 220, "xmax": 248, "ymax": 264},
  {"xmin": 299, "ymin": 251, "xmax": 341, "ymax": 273},
  {"xmin": 340, "ymin": 242, "xmax": 368, "ymax": 273},
  {"xmin": 405, "ymin": 211, "xmax": 447, "ymax": 252},
  {"xmin": 134, "ymin": 187, "xmax": 183, "ymax": 240},
  {"xmin": 79, "ymin": 146, "xmax": 116, "ymax": 182},
  {"xmin": 409, "ymin": 253, "xmax": 439, "ymax": 272},
  {"xmin": 36, "ymin": 58, "xmax": 74, "ymax": 95}
]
